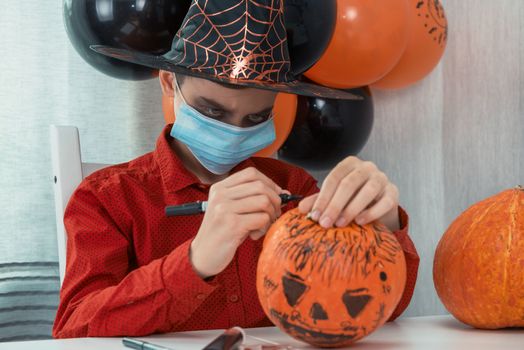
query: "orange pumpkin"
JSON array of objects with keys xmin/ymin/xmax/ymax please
[
  {"xmin": 256, "ymin": 208, "xmax": 406, "ymax": 348},
  {"xmin": 433, "ymin": 186, "xmax": 524, "ymax": 329}
]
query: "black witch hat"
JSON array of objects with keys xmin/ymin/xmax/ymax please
[{"xmin": 92, "ymin": 0, "xmax": 359, "ymax": 100}]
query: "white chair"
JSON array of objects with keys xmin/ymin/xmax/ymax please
[{"xmin": 50, "ymin": 125, "xmax": 109, "ymax": 286}]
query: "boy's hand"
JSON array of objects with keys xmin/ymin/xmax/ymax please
[
  {"xmin": 190, "ymin": 167, "xmax": 283, "ymax": 279},
  {"xmin": 298, "ymin": 156, "xmax": 400, "ymax": 231}
]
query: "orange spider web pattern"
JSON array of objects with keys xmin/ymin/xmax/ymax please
[{"xmin": 165, "ymin": 0, "xmax": 292, "ymax": 83}]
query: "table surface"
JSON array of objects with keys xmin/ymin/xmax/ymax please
[{"xmin": 1, "ymin": 315, "xmax": 523, "ymax": 350}]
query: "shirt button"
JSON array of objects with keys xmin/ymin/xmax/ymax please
[
  {"xmin": 196, "ymin": 293, "xmax": 206, "ymax": 300},
  {"xmin": 229, "ymin": 294, "xmax": 239, "ymax": 303}
]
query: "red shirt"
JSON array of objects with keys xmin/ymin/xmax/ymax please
[{"xmin": 52, "ymin": 124, "xmax": 419, "ymax": 338}]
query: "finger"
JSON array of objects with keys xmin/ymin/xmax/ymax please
[
  {"xmin": 219, "ymin": 167, "xmax": 281, "ymax": 193},
  {"xmin": 332, "ymin": 175, "xmax": 388, "ymax": 228},
  {"xmin": 310, "ymin": 158, "xmax": 365, "ymax": 222},
  {"xmin": 226, "ymin": 181, "xmax": 282, "ymax": 212},
  {"xmin": 231, "ymin": 195, "xmax": 280, "ymax": 221},
  {"xmin": 249, "ymin": 229, "xmax": 267, "ymax": 241},
  {"xmin": 298, "ymin": 193, "xmax": 319, "ymax": 214},
  {"xmin": 355, "ymin": 185, "xmax": 399, "ymax": 225},
  {"xmin": 315, "ymin": 169, "xmax": 371, "ymax": 228},
  {"xmin": 248, "ymin": 213, "xmax": 274, "ymax": 240},
  {"xmin": 237, "ymin": 212, "xmax": 273, "ymax": 236}
]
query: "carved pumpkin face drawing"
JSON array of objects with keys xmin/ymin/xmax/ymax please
[{"xmin": 256, "ymin": 209, "xmax": 406, "ymax": 348}]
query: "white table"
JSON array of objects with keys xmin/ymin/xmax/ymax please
[{"xmin": 1, "ymin": 316, "xmax": 522, "ymax": 349}]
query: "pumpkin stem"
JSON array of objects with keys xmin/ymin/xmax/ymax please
[{"xmin": 516, "ymin": 185, "xmax": 523, "ymax": 191}]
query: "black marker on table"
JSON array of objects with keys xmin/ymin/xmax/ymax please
[
  {"xmin": 123, "ymin": 337, "xmax": 175, "ymax": 350},
  {"xmin": 165, "ymin": 193, "xmax": 303, "ymax": 217}
]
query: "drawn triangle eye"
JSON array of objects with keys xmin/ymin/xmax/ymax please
[
  {"xmin": 282, "ymin": 273, "xmax": 309, "ymax": 307},
  {"xmin": 342, "ymin": 290, "xmax": 372, "ymax": 318}
]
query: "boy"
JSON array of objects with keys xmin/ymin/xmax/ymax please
[{"xmin": 53, "ymin": 0, "xmax": 419, "ymax": 338}]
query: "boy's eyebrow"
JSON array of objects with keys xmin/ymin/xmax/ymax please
[
  {"xmin": 198, "ymin": 96, "xmax": 274, "ymax": 115},
  {"xmin": 198, "ymin": 96, "xmax": 230, "ymax": 112}
]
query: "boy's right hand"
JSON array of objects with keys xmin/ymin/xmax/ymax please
[{"xmin": 189, "ymin": 167, "xmax": 283, "ymax": 279}]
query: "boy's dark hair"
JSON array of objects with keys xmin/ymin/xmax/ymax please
[{"xmin": 176, "ymin": 73, "xmax": 247, "ymax": 90}]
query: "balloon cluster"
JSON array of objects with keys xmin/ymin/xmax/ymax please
[
  {"xmin": 65, "ymin": 0, "xmax": 447, "ymax": 169},
  {"xmin": 305, "ymin": 0, "xmax": 448, "ymax": 90},
  {"xmin": 280, "ymin": 0, "xmax": 448, "ymax": 167}
]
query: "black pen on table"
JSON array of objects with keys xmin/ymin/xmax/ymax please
[
  {"xmin": 122, "ymin": 337, "xmax": 174, "ymax": 350},
  {"xmin": 165, "ymin": 193, "xmax": 303, "ymax": 216}
]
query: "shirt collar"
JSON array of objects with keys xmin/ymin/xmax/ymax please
[{"xmin": 154, "ymin": 124, "xmax": 256, "ymax": 193}]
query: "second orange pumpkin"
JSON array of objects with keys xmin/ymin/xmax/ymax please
[{"xmin": 433, "ymin": 186, "xmax": 524, "ymax": 329}]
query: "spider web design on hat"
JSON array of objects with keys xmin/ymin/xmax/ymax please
[{"xmin": 164, "ymin": 0, "xmax": 292, "ymax": 83}]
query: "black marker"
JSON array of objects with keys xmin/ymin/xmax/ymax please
[
  {"xmin": 123, "ymin": 338, "xmax": 175, "ymax": 350},
  {"xmin": 165, "ymin": 193, "xmax": 303, "ymax": 217}
]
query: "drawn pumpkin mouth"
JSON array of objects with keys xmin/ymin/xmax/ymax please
[{"xmin": 270, "ymin": 309, "xmax": 359, "ymax": 346}]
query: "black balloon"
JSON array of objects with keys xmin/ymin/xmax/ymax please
[
  {"xmin": 278, "ymin": 87, "xmax": 374, "ymax": 171},
  {"xmin": 63, "ymin": 0, "xmax": 191, "ymax": 80},
  {"xmin": 284, "ymin": 0, "xmax": 336, "ymax": 76}
]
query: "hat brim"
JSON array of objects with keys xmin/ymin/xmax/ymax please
[{"xmin": 90, "ymin": 46, "xmax": 362, "ymax": 101}]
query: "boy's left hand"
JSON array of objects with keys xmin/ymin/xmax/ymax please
[{"xmin": 298, "ymin": 156, "xmax": 400, "ymax": 231}]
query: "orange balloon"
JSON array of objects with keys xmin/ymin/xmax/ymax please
[
  {"xmin": 255, "ymin": 93, "xmax": 297, "ymax": 157},
  {"xmin": 372, "ymin": 0, "xmax": 448, "ymax": 89},
  {"xmin": 304, "ymin": 0, "xmax": 410, "ymax": 89},
  {"xmin": 161, "ymin": 93, "xmax": 297, "ymax": 158}
]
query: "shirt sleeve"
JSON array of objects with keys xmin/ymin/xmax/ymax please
[
  {"xmin": 52, "ymin": 182, "xmax": 218, "ymax": 338},
  {"xmin": 291, "ymin": 170, "xmax": 420, "ymax": 321},
  {"xmin": 386, "ymin": 206, "xmax": 420, "ymax": 321}
]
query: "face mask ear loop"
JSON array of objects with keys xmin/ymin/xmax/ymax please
[{"xmin": 173, "ymin": 75, "xmax": 189, "ymax": 105}]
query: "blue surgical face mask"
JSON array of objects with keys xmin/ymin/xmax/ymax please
[{"xmin": 170, "ymin": 78, "xmax": 276, "ymax": 175}]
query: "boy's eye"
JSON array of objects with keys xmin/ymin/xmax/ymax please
[
  {"xmin": 202, "ymin": 107, "xmax": 223, "ymax": 118},
  {"xmin": 247, "ymin": 113, "xmax": 271, "ymax": 124},
  {"xmin": 198, "ymin": 106, "xmax": 224, "ymax": 119}
]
